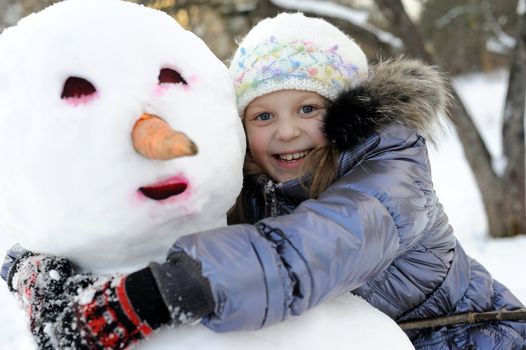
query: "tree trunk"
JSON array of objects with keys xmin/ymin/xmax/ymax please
[
  {"xmin": 447, "ymin": 88, "xmax": 504, "ymax": 237},
  {"xmin": 499, "ymin": 8, "xmax": 526, "ymax": 237},
  {"xmin": 374, "ymin": 0, "xmax": 526, "ymax": 237},
  {"xmin": 374, "ymin": 0, "xmax": 432, "ymax": 63}
]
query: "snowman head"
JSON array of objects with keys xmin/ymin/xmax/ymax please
[{"xmin": 0, "ymin": 0, "xmax": 245, "ymax": 272}]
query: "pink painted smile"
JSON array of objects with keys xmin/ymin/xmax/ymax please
[{"xmin": 138, "ymin": 175, "xmax": 188, "ymax": 201}]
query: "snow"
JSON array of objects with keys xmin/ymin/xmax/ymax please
[
  {"xmin": 0, "ymin": 1, "xmax": 524, "ymax": 349},
  {"xmin": 138, "ymin": 293, "xmax": 413, "ymax": 350}
]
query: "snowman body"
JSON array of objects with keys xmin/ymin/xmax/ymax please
[{"xmin": 0, "ymin": 1, "xmax": 413, "ymax": 349}]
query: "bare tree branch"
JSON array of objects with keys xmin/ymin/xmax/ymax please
[
  {"xmin": 399, "ymin": 309, "xmax": 526, "ymax": 330},
  {"xmin": 434, "ymin": 5, "xmax": 480, "ymax": 29},
  {"xmin": 481, "ymin": 0, "xmax": 516, "ymax": 52},
  {"xmin": 374, "ymin": 0, "xmax": 431, "ymax": 62}
]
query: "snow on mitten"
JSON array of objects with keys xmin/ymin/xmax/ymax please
[
  {"xmin": 8, "ymin": 252, "xmax": 78, "ymax": 349},
  {"xmin": 55, "ymin": 253, "xmax": 215, "ymax": 350},
  {"xmin": 55, "ymin": 269, "xmax": 171, "ymax": 350}
]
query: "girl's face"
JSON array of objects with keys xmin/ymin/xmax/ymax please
[{"xmin": 244, "ymin": 90, "xmax": 328, "ymax": 183}]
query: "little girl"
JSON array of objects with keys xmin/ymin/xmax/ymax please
[{"xmin": 4, "ymin": 12, "xmax": 525, "ymax": 350}]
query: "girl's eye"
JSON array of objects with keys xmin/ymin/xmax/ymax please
[
  {"xmin": 61, "ymin": 77, "xmax": 97, "ymax": 99},
  {"xmin": 158, "ymin": 68, "xmax": 187, "ymax": 85},
  {"xmin": 301, "ymin": 105, "xmax": 316, "ymax": 114},
  {"xmin": 255, "ymin": 112, "xmax": 272, "ymax": 121}
]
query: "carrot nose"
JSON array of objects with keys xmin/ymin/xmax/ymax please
[{"xmin": 132, "ymin": 113, "xmax": 198, "ymax": 160}]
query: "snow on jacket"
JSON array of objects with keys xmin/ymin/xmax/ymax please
[{"xmin": 166, "ymin": 59, "xmax": 526, "ymax": 349}]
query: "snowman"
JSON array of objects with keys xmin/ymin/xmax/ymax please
[{"xmin": 0, "ymin": 0, "xmax": 413, "ymax": 349}]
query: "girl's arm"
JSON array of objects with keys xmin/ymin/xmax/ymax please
[
  {"xmin": 171, "ymin": 158, "xmax": 428, "ymax": 332},
  {"xmin": 3, "ymin": 247, "xmax": 214, "ymax": 350}
]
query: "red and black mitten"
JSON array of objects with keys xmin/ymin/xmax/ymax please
[
  {"xmin": 6, "ymin": 253, "xmax": 168, "ymax": 350},
  {"xmin": 57, "ymin": 252, "xmax": 214, "ymax": 350},
  {"xmin": 7, "ymin": 252, "xmax": 78, "ymax": 349},
  {"xmin": 57, "ymin": 269, "xmax": 171, "ymax": 350},
  {"xmin": 7, "ymin": 250, "xmax": 214, "ymax": 350}
]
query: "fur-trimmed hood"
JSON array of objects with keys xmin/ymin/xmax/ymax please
[{"xmin": 324, "ymin": 58, "xmax": 450, "ymax": 151}]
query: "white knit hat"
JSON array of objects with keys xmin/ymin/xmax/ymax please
[{"xmin": 229, "ymin": 12, "xmax": 368, "ymax": 115}]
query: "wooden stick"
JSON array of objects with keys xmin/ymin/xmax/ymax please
[{"xmin": 398, "ymin": 309, "xmax": 526, "ymax": 330}]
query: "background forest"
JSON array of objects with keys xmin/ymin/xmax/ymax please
[{"xmin": 1, "ymin": 0, "xmax": 518, "ymax": 72}]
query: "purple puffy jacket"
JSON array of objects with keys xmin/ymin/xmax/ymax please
[{"xmin": 168, "ymin": 59, "xmax": 526, "ymax": 349}]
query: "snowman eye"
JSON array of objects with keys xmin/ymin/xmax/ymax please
[
  {"xmin": 158, "ymin": 68, "xmax": 187, "ymax": 85},
  {"xmin": 61, "ymin": 77, "xmax": 97, "ymax": 99}
]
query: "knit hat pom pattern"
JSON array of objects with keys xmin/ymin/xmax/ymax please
[{"xmin": 230, "ymin": 12, "xmax": 368, "ymax": 115}]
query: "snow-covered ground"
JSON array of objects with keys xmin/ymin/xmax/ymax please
[{"xmin": 0, "ymin": 69, "xmax": 525, "ymax": 347}]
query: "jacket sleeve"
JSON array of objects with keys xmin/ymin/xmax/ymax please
[{"xmin": 169, "ymin": 160, "xmax": 427, "ymax": 333}]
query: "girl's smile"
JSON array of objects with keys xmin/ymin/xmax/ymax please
[
  {"xmin": 272, "ymin": 149, "xmax": 313, "ymax": 169},
  {"xmin": 244, "ymin": 90, "xmax": 328, "ymax": 183}
]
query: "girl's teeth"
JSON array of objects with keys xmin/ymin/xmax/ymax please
[{"xmin": 279, "ymin": 151, "xmax": 308, "ymax": 161}]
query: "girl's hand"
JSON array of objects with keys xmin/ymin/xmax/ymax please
[
  {"xmin": 4, "ymin": 247, "xmax": 209, "ymax": 349},
  {"xmin": 54, "ymin": 274, "xmax": 155, "ymax": 350},
  {"xmin": 8, "ymin": 253, "xmax": 173, "ymax": 350},
  {"xmin": 7, "ymin": 252, "xmax": 152, "ymax": 350},
  {"xmin": 6, "ymin": 251, "xmax": 78, "ymax": 349}
]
